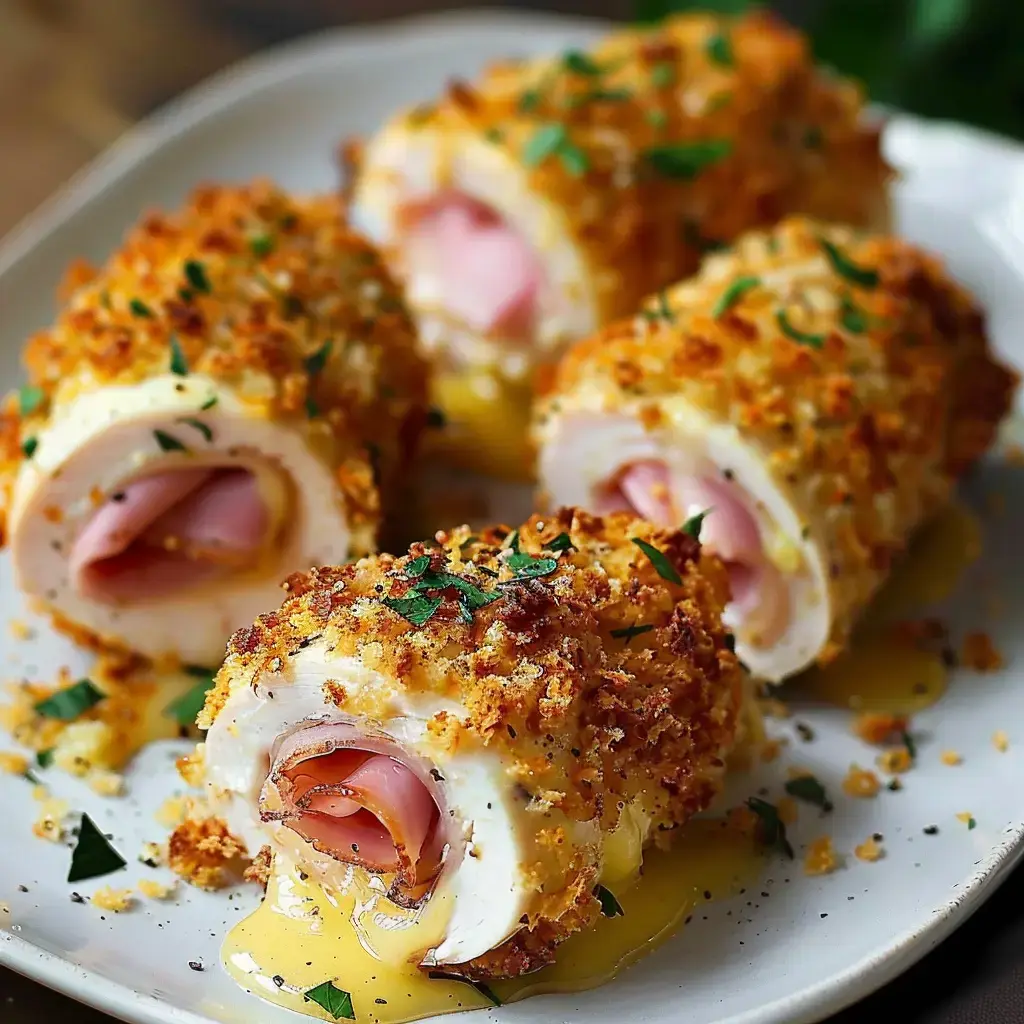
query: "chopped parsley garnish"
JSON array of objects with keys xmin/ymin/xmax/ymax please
[
  {"xmin": 249, "ymin": 234, "xmax": 275, "ymax": 258},
  {"xmin": 184, "ymin": 259, "xmax": 211, "ymax": 294},
  {"xmin": 840, "ymin": 294, "xmax": 868, "ymax": 333},
  {"xmin": 819, "ymin": 238, "xmax": 879, "ymax": 289},
  {"xmin": 631, "ymin": 538, "xmax": 682, "ymax": 585},
  {"xmin": 563, "ymin": 50, "xmax": 602, "ymax": 76},
  {"xmin": 783, "ymin": 774, "xmax": 834, "ymax": 813},
  {"xmin": 404, "ymin": 554, "xmax": 431, "ymax": 579},
  {"xmin": 305, "ymin": 396, "xmax": 320, "ymax": 418},
  {"xmin": 681, "ymin": 509, "xmax": 709, "ymax": 540},
  {"xmin": 36, "ymin": 748, "xmax": 54, "ymax": 769},
  {"xmin": 705, "ymin": 31, "xmax": 734, "ymax": 67},
  {"xmin": 712, "ymin": 275, "xmax": 760, "ymax": 318},
  {"xmin": 546, "ymin": 532, "xmax": 574, "ymax": 554},
  {"xmin": 610, "ymin": 622, "xmax": 655, "ymax": 644},
  {"xmin": 594, "ymin": 884, "xmax": 625, "ymax": 917},
  {"xmin": 776, "ymin": 309, "xmax": 825, "ymax": 349},
  {"xmin": 199, "ymin": 395, "xmax": 218, "ymax": 411},
  {"xmin": 642, "ymin": 139, "xmax": 732, "ymax": 179},
  {"xmin": 129, "ymin": 298, "xmax": 154, "ymax": 318},
  {"xmin": 18, "ymin": 385, "xmax": 44, "ymax": 417},
  {"xmin": 746, "ymin": 797, "xmax": 794, "ymax": 859},
  {"xmin": 427, "ymin": 972, "xmax": 502, "ymax": 1006},
  {"xmin": 164, "ymin": 666, "xmax": 215, "ymax": 727},
  {"xmin": 305, "ymin": 340, "xmax": 333, "ymax": 376},
  {"xmin": 518, "ymin": 88, "xmax": 542, "ymax": 113},
  {"xmin": 34, "ymin": 679, "xmax": 104, "ymax": 721},
  {"xmin": 418, "ymin": 569, "xmax": 499, "ymax": 612},
  {"xmin": 507, "ymin": 553, "xmax": 559, "ymax": 578},
  {"xmin": 67, "ymin": 813, "xmax": 127, "ymax": 883},
  {"xmin": 650, "ymin": 62, "xmax": 675, "ymax": 88},
  {"xmin": 383, "ymin": 594, "xmax": 444, "ymax": 627},
  {"xmin": 153, "ymin": 429, "xmax": 188, "ymax": 453},
  {"xmin": 426, "ymin": 406, "xmax": 447, "ymax": 429},
  {"xmin": 646, "ymin": 108, "xmax": 668, "ymax": 129},
  {"xmin": 21, "ymin": 436, "xmax": 38, "ymax": 459},
  {"xmin": 724, "ymin": 632, "xmax": 736, "ymax": 653},
  {"xmin": 505, "ymin": 529, "xmax": 521, "ymax": 553},
  {"xmin": 169, "ymin": 335, "xmax": 189, "ymax": 375},
  {"xmin": 177, "ymin": 418, "xmax": 213, "ymax": 443},
  {"xmin": 967, "ymin": 817, "xmax": 977, "ymax": 830},
  {"xmin": 303, "ymin": 981, "xmax": 355, "ymax": 1020},
  {"xmin": 522, "ymin": 123, "xmax": 589, "ymax": 177},
  {"xmin": 901, "ymin": 730, "xmax": 917, "ymax": 760}
]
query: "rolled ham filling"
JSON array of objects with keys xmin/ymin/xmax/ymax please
[
  {"xmin": 69, "ymin": 468, "xmax": 275, "ymax": 603},
  {"xmin": 400, "ymin": 193, "xmax": 541, "ymax": 345},
  {"xmin": 261, "ymin": 723, "xmax": 447, "ymax": 902},
  {"xmin": 597, "ymin": 461, "xmax": 790, "ymax": 647}
]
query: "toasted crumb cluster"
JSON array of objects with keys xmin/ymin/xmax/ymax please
[
  {"xmin": 803, "ymin": 836, "xmax": 840, "ymax": 875},
  {"xmin": 0, "ymin": 179, "xmax": 428, "ymax": 547},
  {"xmin": 206, "ymin": 506, "xmax": 742, "ymax": 976},
  {"xmin": 91, "ymin": 887, "xmax": 135, "ymax": 913},
  {"xmin": 854, "ymin": 836, "xmax": 883, "ymax": 862},
  {"xmin": 841, "ymin": 764, "xmax": 881, "ymax": 799},
  {"xmin": 167, "ymin": 812, "xmax": 247, "ymax": 891},
  {"xmin": 961, "ymin": 632, "xmax": 1003, "ymax": 672},
  {"xmin": 537, "ymin": 218, "xmax": 1018, "ymax": 663}
]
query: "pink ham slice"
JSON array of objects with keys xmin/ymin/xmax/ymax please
[
  {"xmin": 261, "ymin": 723, "xmax": 446, "ymax": 898},
  {"xmin": 605, "ymin": 461, "xmax": 790, "ymax": 645},
  {"xmin": 70, "ymin": 468, "xmax": 270, "ymax": 603},
  {"xmin": 403, "ymin": 193, "xmax": 541, "ymax": 339}
]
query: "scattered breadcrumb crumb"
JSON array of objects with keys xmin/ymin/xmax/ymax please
[
  {"xmin": 138, "ymin": 841, "xmax": 164, "ymax": 868},
  {"xmin": 175, "ymin": 744, "xmax": 206, "ymax": 788},
  {"xmin": 941, "ymin": 750, "xmax": 963, "ymax": 766},
  {"xmin": 137, "ymin": 879, "xmax": 176, "ymax": 901},
  {"xmin": 8, "ymin": 620, "xmax": 33, "ymax": 641},
  {"xmin": 993, "ymin": 730, "xmax": 1009, "ymax": 752},
  {"xmin": 853, "ymin": 712, "xmax": 909, "ymax": 746},
  {"xmin": 0, "ymin": 751, "xmax": 29, "ymax": 776},
  {"xmin": 961, "ymin": 632, "xmax": 1003, "ymax": 672},
  {"xmin": 803, "ymin": 837, "xmax": 841, "ymax": 875},
  {"xmin": 32, "ymin": 797, "xmax": 68, "ymax": 843},
  {"xmin": 854, "ymin": 836, "xmax": 884, "ymax": 862},
  {"xmin": 90, "ymin": 887, "xmax": 134, "ymax": 912},
  {"xmin": 876, "ymin": 747, "xmax": 913, "ymax": 774},
  {"xmin": 243, "ymin": 846, "xmax": 274, "ymax": 890},
  {"xmin": 725, "ymin": 804, "xmax": 759, "ymax": 837},
  {"xmin": 786, "ymin": 765, "xmax": 814, "ymax": 780},
  {"xmin": 955, "ymin": 812, "xmax": 978, "ymax": 830},
  {"xmin": 87, "ymin": 768, "xmax": 125, "ymax": 797},
  {"xmin": 760, "ymin": 737, "xmax": 788, "ymax": 762},
  {"xmin": 168, "ymin": 811, "xmax": 248, "ymax": 890},
  {"xmin": 776, "ymin": 796, "xmax": 798, "ymax": 825},
  {"xmin": 157, "ymin": 795, "xmax": 191, "ymax": 830},
  {"xmin": 842, "ymin": 764, "xmax": 881, "ymax": 798}
]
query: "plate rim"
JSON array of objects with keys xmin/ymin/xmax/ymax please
[{"xmin": 1, "ymin": 8, "xmax": 1023, "ymax": 1024}]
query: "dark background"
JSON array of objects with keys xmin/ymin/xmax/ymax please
[{"xmin": 1, "ymin": 0, "xmax": 1022, "ymax": 1021}]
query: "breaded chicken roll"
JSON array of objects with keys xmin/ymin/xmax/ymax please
[
  {"xmin": 535, "ymin": 218, "xmax": 1017, "ymax": 682},
  {"xmin": 348, "ymin": 10, "xmax": 891, "ymax": 478},
  {"xmin": 0, "ymin": 182, "xmax": 428, "ymax": 665},
  {"xmin": 201, "ymin": 508, "xmax": 743, "ymax": 977}
]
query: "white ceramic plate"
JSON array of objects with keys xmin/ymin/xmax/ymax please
[{"xmin": 1, "ymin": 10, "xmax": 1023, "ymax": 1024}]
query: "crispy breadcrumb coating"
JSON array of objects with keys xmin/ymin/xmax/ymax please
[
  {"xmin": 536, "ymin": 218, "xmax": 1017, "ymax": 664},
  {"xmin": 205, "ymin": 506, "xmax": 743, "ymax": 977},
  {"xmin": 0, "ymin": 180, "xmax": 428, "ymax": 553}
]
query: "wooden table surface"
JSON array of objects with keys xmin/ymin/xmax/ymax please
[{"xmin": 1, "ymin": 2, "xmax": 1022, "ymax": 1023}]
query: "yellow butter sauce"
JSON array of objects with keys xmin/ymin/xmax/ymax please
[
  {"xmin": 222, "ymin": 819, "xmax": 763, "ymax": 1024},
  {"xmin": 792, "ymin": 504, "xmax": 980, "ymax": 713}
]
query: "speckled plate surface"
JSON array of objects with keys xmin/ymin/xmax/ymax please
[{"xmin": 1, "ymin": 10, "xmax": 1023, "ymax": 1024}]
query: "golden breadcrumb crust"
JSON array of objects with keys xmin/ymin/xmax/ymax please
[
  {"xmin": 204, "ymin": 507, "xmax": 742, "ymax": 976},
  {"xmin": 536, "ymin": 217, "xmax": 1017, "ymax": 663},
  {"xmin": 167, "ymin": 813, "xmax": 247, "ymax": 891},
  {"xmin": 0, "ymin": 180, "xmax": 428, "ymax": 547},
  {"xmin": 349, "ymin": 10, "xmax": 890, "ymax": 345}
]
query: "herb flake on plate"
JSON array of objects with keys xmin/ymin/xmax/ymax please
[
  {"xmin": 129, "ymin": 298, "xmax": 154, "ymax": 318},
  {"xmin": 546, "ymin": 532, "xmax": 574, "ymax": 554},
  {"xmin": 783, "ymin": 774, "xmax": 834, "ymax": 813},
  {"xmin": 506, "ymin": 552, "xmax": 559, "ymax": 578},
  {"xmin": 67, "ymin": 813, "xmax": 127, "ymax": 884},
  {"xmin": 746, "ymin": 796, "xmax": 795, "ymax": 859},
  {"xmin": 594, "ymin": 884, "xmax": 625, "ymax": 917},
  {"xmin": 164, "ymin": 667, "xmax": 216, "ymax": 727},
  {"xmin": 819, "ymin": 238, "xmax": 879, "ymax": 289},
  {"xmin": 21, "ymin": 436, "xmax": 38, "ymax": 459},
  {"xmin": 305, "ymin": 340, "xmax": 333, "ymax": 376},
  {"xmin": 183, "ymin": 259, "xmax": 212, "ymax": 294},
  {"xmin": 177, "ymin": 418, "xmax": 212, "ymax": 443},
  {"xmin": 705, "ymin": 31, "xmax": 734, "ymax": 67},
  {"xmin": 34, "ymin": 679, "xmax": 105, "ymax": 721},
  {"xmin": 303, "ymin": 981, "xmax": 355, "ymax": 1020},
  {"xmin": 631, "ymin": 537, "xmax": 683, "ymax": 585}
]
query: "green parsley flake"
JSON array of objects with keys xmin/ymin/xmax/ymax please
[
  {"xmin": 776, "ymin": 308, "xmax": 825, "ymax": 349},
  {"xmin": 303, "ymin": 981, "xmax": 355, "ymax": 1020},
  {"xmin": 426, "ymin": 407, "xmax": 446, "ymax": 429},
  {"xmin": 546, "ymin": 532, "xmax": 574, "ymax": 554},
  {"xmin": 681, "ymin": 509, "xmax": 709, "ymax": 540},
  {"xmin": 901, "ymin": 730, "xmax": 917, "ymax": 760},
  {"xmin": 129, "ymin": 298, "xmax": 154, "ymax": 318},
  {"xmin": 483, "ymin": 127, "xmax": 504, "ymax": 144},
  {"xmin": 184, "ymin": 259, "xmax": 212, "ymax": 294},
  {"xmin": 505, "ymin": 529, "xmax": 521, "ymax": 553},
  {"xmin": 21, "ymin": 436, "xmax": 38, "ymax": 459},
  {"xmin": 523, "ymin": 123, "xmax": 567, "ymax": 167},
  {"xmin": 18, "ymin": 385, "xmax": 45, "ymax": 417},
  {"xmin": 36, "ymin": 748, "xmax": 55, "ymax": 769},
  {"xmin": 34, "ymin": 679, "xmax": 105, "ymax": 721},
  {"xmin": 646, "ymin": 109, "xmax": 668, "ymax": 129},
  {"xmin": 631, "ymin": 538, "xmax": 682, "ymax": 585},
  {"xmin": 404, "ymin": 555, "xmax": 431, "ymax": 579},
  {"xmin": 506, "ymin": 553, "xmax": 559, "ymax": 578},
  {"xmin": 305, "ymin": 396, "xmax": 320, "ymax": 418},
  {"xmin": 164, "ymin": 667, "xmax": 216, "ymax": 727},
  {"xmin": 305, "ymin": 340, "xmax": 333, "ymax": 376},
  {"xmin": 153, "ymin": 429, "xmax": 188, "ymax": 453},
  {"xmin": 840, "ymin": 294, "xmax": 868, "ymax": 333},
  {"xmin": 383, "ymin": 594, "xmax": 443, "ymax": 627},
  {"xmin": 68, "ymin": 813, "xmax": 128, "ymax": 884},
  {"xmin": 200, "ymin": 395, "xmax": 218, "ymax": 411},
  {"xmin": 783, "ymin": 774, "xmax": 834, "ymax": 812},
  {"xmin": 610, "ymin": 622, "xmax": 655, "ymax": 644},
  {"xmin": 819, "ymin": 238, "xmax": 879, "ymax": 289},
  {"xmin": 563, "ymin": 50, "xmax": 602, "ymax": 76},
  {"xmin": 642, "ymin": 139, "xmax": 732, "ymax": 179},
  {"xmin": 249, "ymin": 234, "xmax": 275, "ymax": 258},
  {"xmin": 712, "ymin": 275, "xmax": 760, "ymax": 318},
  {"xmin": 594, "ymin": 884, "xmax": 625, "ymax": 917},
  {"xmin": 169, "ymin": 335, "xmax": 189, "ymax": 376},
  {"xmin": 746, "ymin": 796, "xmax": 794, "ymax": 859},
  {"xmin": 177, "ymin": 418, "xmax": 213, "ymax": 443},
  {"xmin": 705, "ymin": 31, "xmax": 734, "ymax": 66},
  {"xmin": 967, "ymin": 817, "xmax": 977, "ymax": 830}
]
